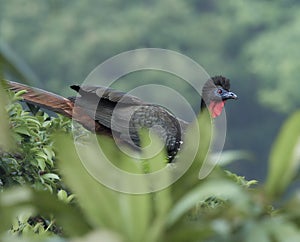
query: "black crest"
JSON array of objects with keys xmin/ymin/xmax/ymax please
[{"xmin": 211, "ymin": 75, "xmax": 231, "ymax": 91}]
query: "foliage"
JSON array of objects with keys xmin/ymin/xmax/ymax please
[
  {"xmin": 0, "ymin": 89, "xmax": 71, "ymax": 192},
  {"xmin": 243, "ymin": 10, "xmax": 300, "ymax": 113},
  {"xmin": 0, "ymin": 84, "xmax": 14, "ymax": 151},
  {"xmin": 265, "ymin": 111, "xmax": 300, "ymax": 198},
  {"xmin": 0, "ymin": 89, "xmax": 76, "ymax": 237},
  {"xmin": 0, "ymin": 90, "xmax": 300, "ymax": 241}
]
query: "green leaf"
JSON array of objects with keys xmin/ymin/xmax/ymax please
[
  {"xmin": 210, "ymin": 150, "xmax": 253, "ymax": 166},
  {"xmin": 43, "ymin": 146, "xmax": 55, "ymax": 160},
  {"xmin": 57, "ymin": 189, "xmax": 68, "ymax": 201},
  {"xmin": 55, "ymin": 134, "xmax": 155, "ymax": 241},
  {"xmin": 37, "ymin": 158, "xmax": 46, "ymax": 171},
  {"xmin": 13, "ymin": 126, "xmax": 31, "ymax": 136},
  {"xmin": 265, "ymin": 111, "xmax": 300, "ymax": 198},
  {"xmin": 165, "ymin": 223, "xmax": 212, "ymax": 242},
  {"xmin": 0, "ymin": 84, "xmax": 15, "ymax": 151},
  {"xmin": 0, "ymin": 187, "xmax": 91, "ymax": 236},
  {"xmin": 167, "ymin": 179, "xmax": 249, "ymax": 226},
  {"xmin": 55, "ymin": 131, "xmax": 177, "ymax": 242},
  {"xmin": 13, "ymin": 89, "xmax": 28, "ymax": 99},
  {"xmin": 24, "ymin": 117, "xmax": 42, "ymax": 127},
  {"xmin": 36, "ymin": 151, "xmax": 48, "ymax": 161},
  {"xmin": 244, "ymin": 221, "xmax": 270, "ymax": 242},
  {"xmin": 225, "ymin": 170, "xmax": 258, "ymax": 188},
  {"xmin": 42, "ymin": 173, "xmax": 60, "ymax": 181},
  {"xmin": 170, "ymin": 110, "xmax": 212, "ymax": 201},
  {"xmin": 71, "ymin": 230, "xmax": 122, "ymax": 242},
  {"xmin": 270, "ymin": 219, "xmax": 300, "ymax": 242}
]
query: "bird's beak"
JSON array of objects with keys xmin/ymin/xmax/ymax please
[{"xmin": 222, "ymin": 91, "xmax": 238, "ymax": 100}]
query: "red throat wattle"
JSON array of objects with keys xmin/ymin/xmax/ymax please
[{"xmin": 209, "ymin": 101, "xmax": 225, "ymax": 118}]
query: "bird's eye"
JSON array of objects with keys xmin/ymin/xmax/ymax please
[{"xmin": 217, "ymin": 89, "xmax": 223, "ymax": 94}]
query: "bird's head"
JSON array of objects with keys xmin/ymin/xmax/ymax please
[{"xmin": 201, "ymin": 75, "xmax": 237, "ymax": 118}]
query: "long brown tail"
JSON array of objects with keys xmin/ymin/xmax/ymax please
[
  {"xmin": 4, "ymin": 80, "xmax": 105, "ymax": 134},
  {"xmin": 7, "ymin": 81, "xmax": 74, "ymax": 117}
]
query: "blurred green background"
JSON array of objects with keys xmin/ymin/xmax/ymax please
[{"xmin": 1, "ymin": 0, "xmax": 299, "ymax": 181}]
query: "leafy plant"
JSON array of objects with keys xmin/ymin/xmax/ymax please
[
  {"xmin": 0, "ymin": 88, "xmax": 76, "ymax": 237},
  {"xmin": 265, "ymin": 111, "xmax": 300, "ymax": 198},
  {"xmin": 1, "ymin": 87, "xmax": 300, "ymax": 241},
  {"xmin": 0, "ymin": 89, "xmax": 71, "ymax": 192}
]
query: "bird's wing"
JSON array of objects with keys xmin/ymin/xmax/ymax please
[
  {"xmin": 70, "ymin": 85, "xmax": 144, "ymax": 105},
  {"xmin": 70, "ymin": 85, "xmax": 146, "ymax": 130}
]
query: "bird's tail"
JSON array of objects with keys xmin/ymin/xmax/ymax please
[
  {"xmin": 3, "ymin": 80, "xmax": 74, "ymax": 118},
  {"xmin": 2, "ymin": 80, "xmax": 106, "ymax": 134}
]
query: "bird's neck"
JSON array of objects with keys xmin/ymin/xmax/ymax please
[{"xmin": 201, "ymin": 98, "xmax": 225, "ymax": 118}]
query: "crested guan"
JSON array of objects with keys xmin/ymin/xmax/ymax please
[{"xmin": 4, "ymin": 76, "xmax": 237, "ymax": 161}]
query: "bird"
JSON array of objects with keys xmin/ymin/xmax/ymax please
[{"xmin": 4, "ymin": 76, "xmax": 237, "ymax": 161}]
